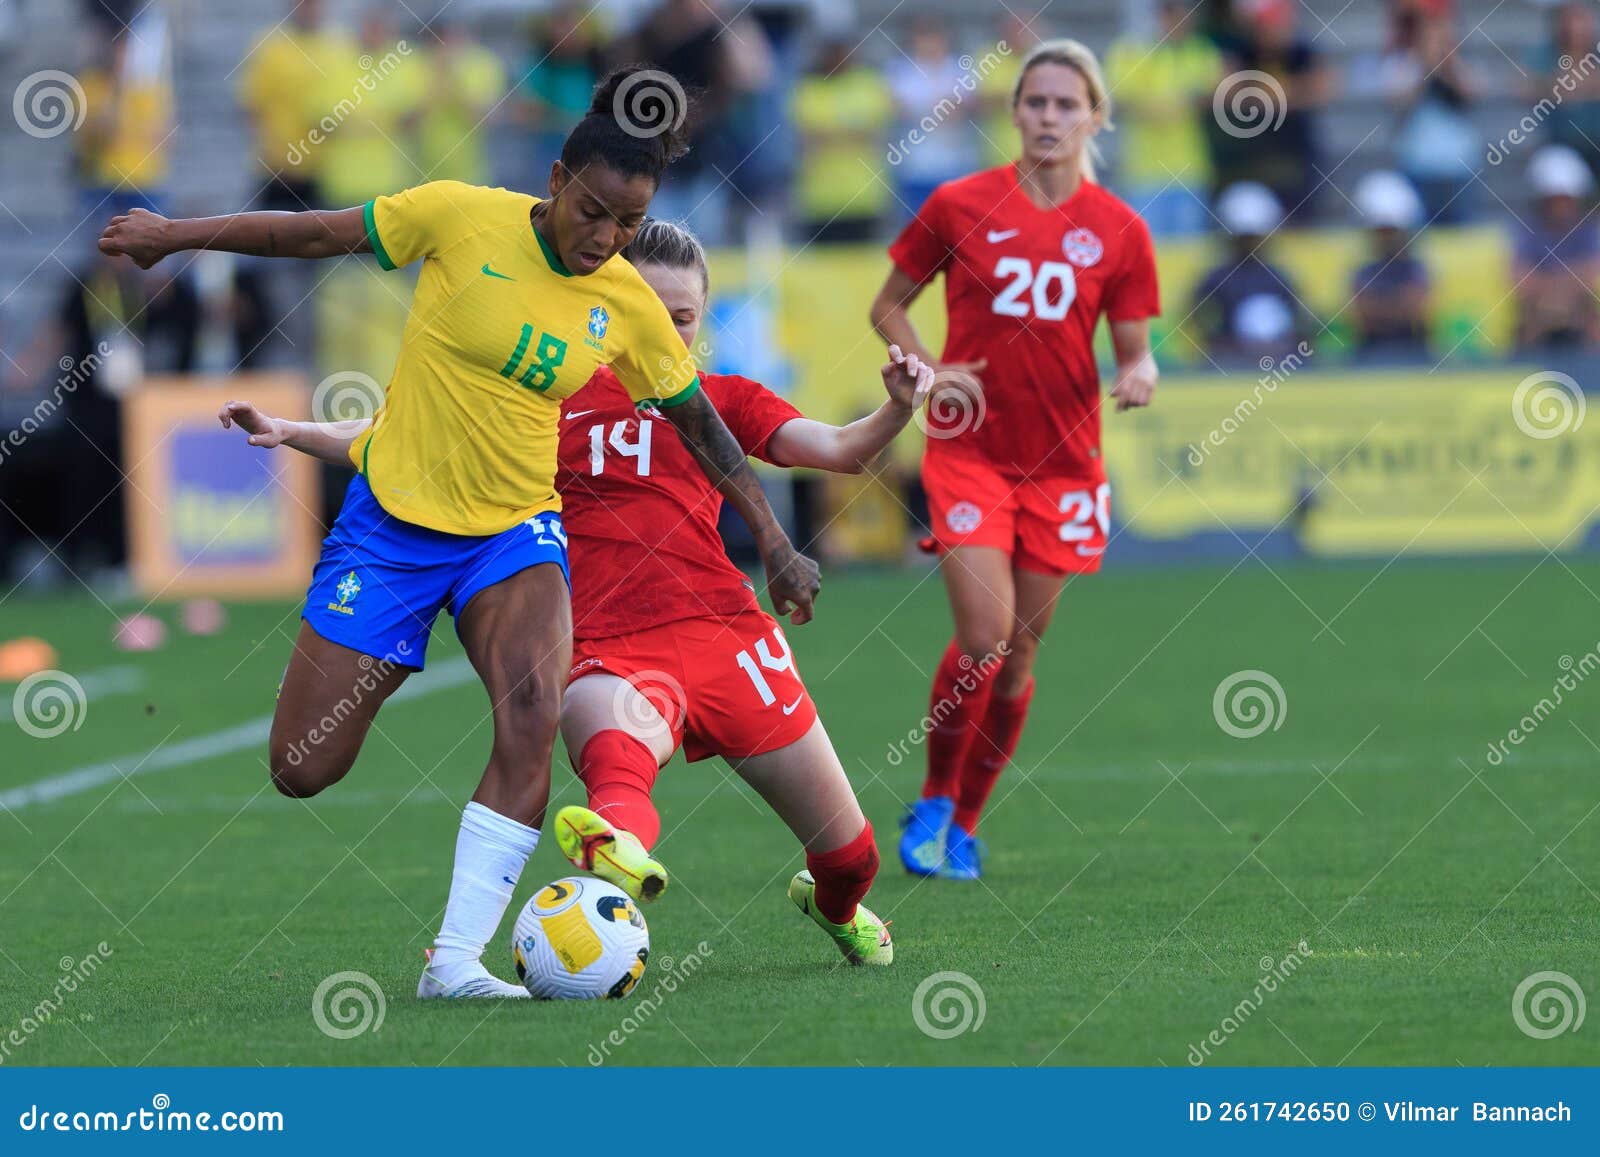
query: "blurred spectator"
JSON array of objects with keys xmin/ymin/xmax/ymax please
[
  {"xmin": 1533, "ymin": 2, "xmax": 1600, "ymax": 185},
  {"xmin": 1513, "ymin": 145, "xmax": 1600, "ymax": 352},
  {"xmin": 76, "ymin": 9, "xmax": 173, "ymax": 216},
  {"xmin": 518, "ymin": 2, "xmax": 607, "ymax": 192},
  {"xmin": 236, "ymin": 0, "xmax": 354, "ymax": 370},
  {"xmin": 619, "ymin": 0, "xmax": 775, "ymax": 245},
  {"xmin": 974, "ymin": 13, "xmax": 1041, "ymax": 167},
  {"xmin": 237, "ymin": 0, "xmax": 352, "ymax": 212},
  {"xmin": 791, "ymin": 39, "xmax": 894, "ymax": 243},
  {"xmin": 6, "ymin": 255, "xmax": 198, "ymax": 575},
  {"xmin": 311, "ymin": 8, "xmax": 425, "ymax": 209},
  {"xmin": 1106, "ymin": 0, "xmax": 1224, "ymax": 236},
  {"xmin": 885, "ymin": 19, "xmax": 979, "ymax": 219},
  {"xmin": 1212, "ymin": 0, "xmax": 1332, "ymax": 219},
  {"xmin": 1349, "ymin": 171, "xmax": 1431, "ymax": 361},
  {"xmin": 1192, "ymin": 182, "xmax": 1312, "ymax": 363},
  {"xmin": 420, "ymin": 21, "xmax": 506, "ymax": 186},
  {"xmin": 1380, "ymin": 3, "xmax": 1481, "ymax": 225}
]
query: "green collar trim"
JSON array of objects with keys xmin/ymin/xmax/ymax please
[{"xmin": 531, "ymin": 221, "xmax": 572, "ymax": 277}]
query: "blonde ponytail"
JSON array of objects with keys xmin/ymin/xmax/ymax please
[{"xmin": 1012, "ymin": 38, "xmax": 1112, "ymax": 181}]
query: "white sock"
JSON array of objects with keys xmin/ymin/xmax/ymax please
[{"xmin": 429, "ymin": 802, "xmax": 540, "ymax": 975}]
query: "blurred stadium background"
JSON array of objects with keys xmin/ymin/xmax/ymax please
[{"xmin": 1, "ymin": 0, "xmax": 1598, "ymax": 596}]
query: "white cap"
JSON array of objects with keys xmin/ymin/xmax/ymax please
[
  {"xmin": 1529, "ymin": 144, "xmax": 1594, "ymax": 199},
  {"xmin": 1215, "ymin": 182, "xmax": 1283, "ymax": 236},
  {"xmin": 1354, "ymin": 170, "xmax": 1423, "ymax": 229}
]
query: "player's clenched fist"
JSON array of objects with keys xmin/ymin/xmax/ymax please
[
  {"xmin": 99, "ymin": 208, "xmax": 175, "ymax": 269},
  {"xmin": 763, "ymin": 539, "xmax": 822, "ymax": 626}
]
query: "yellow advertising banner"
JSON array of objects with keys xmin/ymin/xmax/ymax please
[
  {"xmin": 1103, "ymin": 369, "xmax": 1599, "ymax": 556},
  {"xmin": 124, "ymin": 374, "xmax": 321, "ymax": 598}
]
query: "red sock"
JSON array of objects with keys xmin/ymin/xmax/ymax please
[
  {"xmin": 576, "ymin": 731, "xmax": 662, "ymax": 849},
  {"xmin": 953, "ymin": 680, "xmax": 1034, "ymax": 833},
  {"xmin": 805, "ymin": 821, "xmax": 879, "ymax": 924},
  {"xmin": 922, "ymin": 639, "xmax": 998, "ymax": 800}
]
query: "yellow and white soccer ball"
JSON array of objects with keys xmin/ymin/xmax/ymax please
[{"xmin": 512, "ymin": 876, "xmax": 650, "ymax": 999}]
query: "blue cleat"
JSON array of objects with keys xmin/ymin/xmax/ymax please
[
  {"xmin": 940, "ymin": 822, "xmax": 983, "ymax": 880},
  {"xmin": 898, "ymin": 796, "xmax": 954, "ymax": 876}
]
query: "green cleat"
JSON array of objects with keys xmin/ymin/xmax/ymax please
[
  {"xmin": 554, "ymin": 805, "xmax": 668, "ymax": 903},
  {"xmin": 787, "ymin": 870, "xmax": 894, "ymax": 966}
]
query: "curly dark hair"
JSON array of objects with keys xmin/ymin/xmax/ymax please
[{"xmin": 559, "ymin": 65, "xmax": 695, "ymax": 185}]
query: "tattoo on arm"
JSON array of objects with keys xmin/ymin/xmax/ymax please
[{"xmin": 664, "ymin": 390, "xmax": 777, "ymax": 538}]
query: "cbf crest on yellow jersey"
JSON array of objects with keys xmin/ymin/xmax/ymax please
[{"xmin": 349, "ymin": 180, "xmax": 700, "ymax": 535}]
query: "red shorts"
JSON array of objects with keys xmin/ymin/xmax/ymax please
[
  {"xmin": 922, "ymin": 452, "xmax": 1110, "ymax": 576},
  {"xmin": 568, "ymin": 611, "xmax": 818, "ymax": 763}
]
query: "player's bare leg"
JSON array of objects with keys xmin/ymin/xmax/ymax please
[
  {"xmin": 556, "ymin": 674, "xmax": 672, "ymax": 902},
  {"xmin": 901, "ymin": 546, "xmax": 1016, "ymax": 874},
  {"xmin": 734, "ymin": 720, "xmax": 892, "ymax": 965},
  {"xmin": 267, "ymin": 623, "xmax": 412, "ymax": 798},
  {"xmin": 419, "ymin": 564, "xmax": 570, "ymax": 998},
  {"xmin": 943, "ymin": 565, "xmax": 1067, "ymax": 878}
]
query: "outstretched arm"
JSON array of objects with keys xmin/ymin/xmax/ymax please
[
  {"xmin": 766, "ymin": 344, "xmax": 937, "ymax": 474},
  {"xmin": 659, "ymin": 390, "xmax": 822, "ymax": 624},
  {"xmin": 101, "ymin": 206, "xmax": 369, "ymax": 269},
  {"xmin": 218, "ymin": 400, "xmax": 369, "ymax": 466}
]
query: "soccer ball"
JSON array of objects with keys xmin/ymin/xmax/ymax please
[{"xmin": 512, "ymin": 876, "xmax": 649, "ymax": 1000}]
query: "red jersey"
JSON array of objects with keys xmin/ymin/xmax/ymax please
[
  {"xmin": 888, "ymin": 165, "xmax": 1160, "ymax": 480},
  {"xmin": 556, "ymin": 367, "xmax": 802, "ymax": 641}
]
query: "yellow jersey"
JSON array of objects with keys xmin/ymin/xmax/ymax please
[{"xmin": 352, "ymin": 181, "xmax": 700, "ymax": 535}]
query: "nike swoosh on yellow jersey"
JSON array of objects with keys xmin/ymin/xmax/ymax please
[{"xmin": 481, "ymin": 262, "xmax": 515, "ymax": 281}]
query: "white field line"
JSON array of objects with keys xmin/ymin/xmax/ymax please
[{"xmin": 0, "ymin": 657, "xmax": 476, "ymax": 811}]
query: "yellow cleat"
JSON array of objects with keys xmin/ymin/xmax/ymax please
[
  {"xmin": 553, "ymin": 805, "xmax": 668, "ymax": 903},
  {"xmin": 787, "ymin": 870, "xmax": 894, "ymax": 966}
]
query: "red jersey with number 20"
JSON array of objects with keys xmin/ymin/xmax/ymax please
[
  {"xmin": 556, "ymin": 367, "xmax": 802, "ymax": 641},
  {"xmin": 889, "ymin": 165, "xmax": 1160, "ymax": 481}
]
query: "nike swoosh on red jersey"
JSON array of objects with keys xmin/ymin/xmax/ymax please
[{"xmin": 986, "ymin": 228, "xmax": 1020, "ymax": 242}]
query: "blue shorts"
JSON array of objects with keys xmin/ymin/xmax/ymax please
[{"xmin": 302, "ymin": 475, "xmax": 570, "ymax": 669}]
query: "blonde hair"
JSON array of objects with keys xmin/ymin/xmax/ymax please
[{"xmin": 1011, "ymin": 38, "xmax": 1113, "ymax": 182}]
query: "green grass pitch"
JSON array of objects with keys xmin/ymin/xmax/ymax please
[{"xmin": 1, "ymin": 559, "xmax": 1595, "ymax": 1066}]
